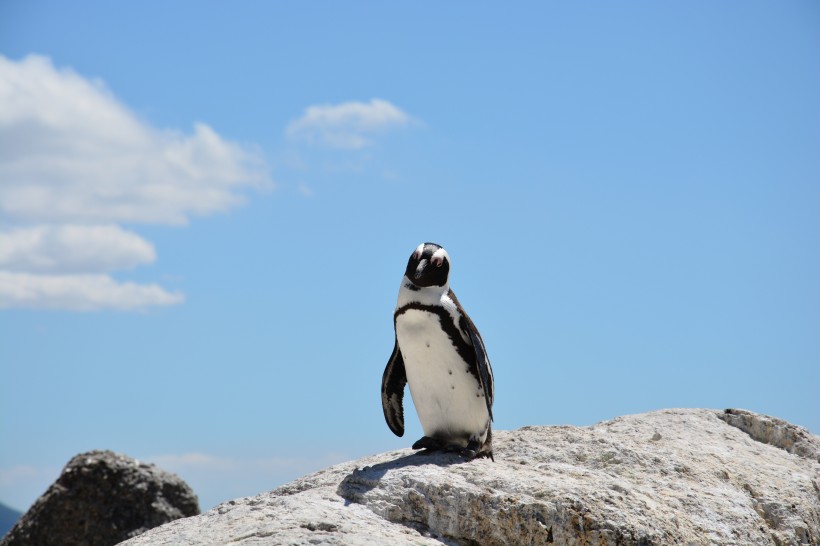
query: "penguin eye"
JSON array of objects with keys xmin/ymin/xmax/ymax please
[{"xmin": 429, "ymin": 247, "xmax": 447, "ymax": 268}]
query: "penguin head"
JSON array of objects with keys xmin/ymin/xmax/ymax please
[{"xmin": 405, "ymin": 242, "xmax": 450, "ymax": 288}]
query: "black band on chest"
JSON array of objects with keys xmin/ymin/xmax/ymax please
[{"xmin": 394, "ymin": 303, "xmax": 478, "ymax": 381}]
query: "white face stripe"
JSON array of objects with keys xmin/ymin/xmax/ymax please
[
  {"xmin": 413, "ymin": 243, "xmax": 425, "ymax": 260},
  {"xmin": 431, "ymin": 247, "xmax": 449, "ymax": 267}
]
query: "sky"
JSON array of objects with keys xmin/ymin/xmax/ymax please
[{"xmin": 1, "ymin": 1, "xmax": 818, "ymax": 514}]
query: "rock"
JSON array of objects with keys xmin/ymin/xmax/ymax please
[
  {"xmin": 718, "ymin": 408, "xmax": 820, "ymax": 463},
  {"xmin": 119, "ymin": 409, "xmax": 820, "ymax": 546},
  {"xmin": 1, "ymin": 450, "xmax": 199, "ymax": 546}
]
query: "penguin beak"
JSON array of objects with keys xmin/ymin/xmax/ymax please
[{"xmin": 414, "ymin": 259, "xmax": 428, "ymax": 280}]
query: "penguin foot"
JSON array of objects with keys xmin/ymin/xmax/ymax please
[
  {"xmin": 474, "ymin": 449, "xmax": 495, "ymax": 461},
  {"xmin": 459, "ymin": 439, "xmax": 481, "ymax": 460},
  {"xmin": 460, "ymin": 448, "xmax": 477, "ymax": 459},
  {"xmin": 412, "ymin": 436, "xmax": 442, "ymax": 451},
  {"xmin": 412, "ymin": 436, "xmax": 493, "ymax": 461}
]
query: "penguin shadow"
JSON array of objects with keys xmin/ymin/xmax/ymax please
[{"xmin": 338, "ymin": 450, "xmax": 467, "ymax": 503}]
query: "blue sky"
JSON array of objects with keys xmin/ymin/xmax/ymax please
[{"xmin": 1, "ymin": 1, "xmax": 818, "ymax": 512}]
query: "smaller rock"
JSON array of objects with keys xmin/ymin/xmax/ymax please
[{"xmin": 0, "ymin": 450, "xmax": 199, "ymax": 546}]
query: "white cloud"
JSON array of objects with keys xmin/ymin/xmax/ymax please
[
  {"xmin": 0, "ymin": 271, "xmax": 184, "ymax": 311},
  {"xmin": 286, "ymin": 98, "xmax": 413, "ymax": 149},
  {"xmin": 297, "ymin": 182, "xmax": 315, "ymax": 197},
  {"xmin": 0, "ymin": 464, "xmax": 61, "ymax": 512},
  {"xmin": 148, "ymin": 453, "xmax": 236, "ymax": 472},
  {"xmin": 0, "ymin": 465, "xmax": 39, "ymax": 487},
  {"xmin": 0, "ymin": 55, "xmax": 270, "ymax": 226},
  {"xmin": 0, "ymin": 225, "xmax": 155, "ymax": 273},
  {"xmin": 0, "ymin": 54, "xmax": 272, "ymax": 310}
]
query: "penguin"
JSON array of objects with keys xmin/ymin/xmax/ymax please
[{"xmin": 381, "ymin": 242, "xmax": 495, "ymax": 460}]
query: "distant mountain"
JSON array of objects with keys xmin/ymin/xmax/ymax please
[{"xmin": 0, "ymin": 502, "xmax": 23, "ymax": 537}]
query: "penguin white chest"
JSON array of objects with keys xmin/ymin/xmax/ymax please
[{"xmin": 395, "ymin": 309, "xmax": 489, "ymax": 443}]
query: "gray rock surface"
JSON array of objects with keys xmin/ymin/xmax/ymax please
[
  {"xmin": 120, "ymin": 409, "xmax": 820, "ymax": 545},
  {"xmin": 718, "ymin": 408, "xmax": 820, "ymax": 463},
  {"xmin": 1, "ymin": 450, "xmax": 199, "ymax": 546}
]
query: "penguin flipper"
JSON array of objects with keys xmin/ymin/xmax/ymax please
[
  {"xmin": 450, "ymin": 289, "xmax": 494, "ymax": 422},
  {"xmin": 466, "ymin": 326, "xmax": 494, "ymax": 421},
  {"xmin": 381, "ymin": 338, "xmax": 406, "ymax": 437}
]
